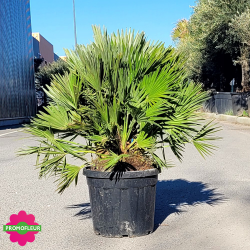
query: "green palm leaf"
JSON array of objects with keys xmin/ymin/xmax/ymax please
[{"xmin": 20, "ymin": 26, "xmax": 220, "ymax": 193}]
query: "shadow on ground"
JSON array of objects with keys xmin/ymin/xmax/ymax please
[
  {"xmin": 154, "ymin": 179, "xmax": 226, "ymax": 230},
  {"xmin": 67, "ymin": 202, "xmax": 92, "ymax": 220},
  {"xmin": 67, "ymin": 179, "xmax": 226, "ymax": 228},
  {"xmin": 0, "ymin": 124, "xmax": 24, "ymax": 131}
]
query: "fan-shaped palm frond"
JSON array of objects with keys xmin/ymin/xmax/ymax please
[{"xmin": 20, "ymin": 26, "xmax": 220, "ymax": 193}]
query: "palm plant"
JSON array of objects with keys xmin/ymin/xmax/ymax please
[{"xmin": 20, "ymin": 26, "xmax": 220, "ymax": 193}]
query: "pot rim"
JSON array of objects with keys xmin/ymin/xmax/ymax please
[{"xmin": 83, "ymin": 166, "xmax": 159, "ymax": 179}]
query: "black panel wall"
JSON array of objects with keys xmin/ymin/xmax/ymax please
[{"xmin": 0, "ymin": 0, "xmax": 36, "ymax": 124}]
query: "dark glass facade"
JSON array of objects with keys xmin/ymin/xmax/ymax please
[{"xmin": 0, "ymin": 0, "xmax": 36, "ymax": 123}]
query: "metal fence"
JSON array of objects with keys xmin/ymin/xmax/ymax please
[
  {"xmin": 203, "ymin": 92, "xmax": 250, "ymax": 116},
  {"xmin": 0, "ymin": 0, "xmax": 36, "ymax": 125}
]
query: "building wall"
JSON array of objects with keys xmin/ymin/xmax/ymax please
[
  {"xmin": 32, "ymin": 33, "xmax": 54, "ymax": 64},
  {"xmin": 33, "ymin": 37, "xmax": 40, "ymax": 58},
  {"xmin": 54, "ymin": 53, "xmax": 60, "ymax": 61},
  {"xmin": 0, "ymin": 0, "xmax": 36, "ymax": 124}
]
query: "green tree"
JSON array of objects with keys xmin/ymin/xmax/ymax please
[
  {"xmin": 171, "ymin": 19, "xmax": 203, "ymax": 85},
  {"xmin": 174, "ymin": 0, "xmax": 250, "ymax": 91},
  {"xmin": 171, "ymin": 19, "xmax": 189, "ymax": 43},
  {"xmin": 229, "ymin": 8, "xmax": 250, "ymax": 91},
  {"xmin": 35, "ymin": 59, "xmax": 69, "ymax": 88},
  {"xmin": 35, "ymin": 59, "xmax": 70, "ymax": 108}
]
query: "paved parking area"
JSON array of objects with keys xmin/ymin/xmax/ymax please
[{"xmin": 1, "ymin": 121, "xmax": 250, "ymax": 250}]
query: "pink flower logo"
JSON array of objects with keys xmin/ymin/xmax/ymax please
[{"xmin": 3, "ymin": 211, "xmax": 41, "ymax": 246}]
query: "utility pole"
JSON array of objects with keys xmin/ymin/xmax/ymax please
[{"xmin": 73, "ymin": 0, "xmax": 77, "ymax": 49}]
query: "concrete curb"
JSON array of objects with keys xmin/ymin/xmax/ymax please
[{"xmin": 202, "ymin": 113, "xmax": 250, "ymax": 126}]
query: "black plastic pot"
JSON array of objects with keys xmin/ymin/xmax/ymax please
[
  {"xmin": 214, "ymin": 92, "xmax": 233, "ymax": 114},
  {"xmin": 231, "ymin": 93, "xmax": 248, "ymax": 116},
  {"xmin": 203, "ymin": 94, "xmax": 215, "ymax": 113},
  {"xmin": 231, "ymin": 93, "xmax": 241, "ymax": 116},
  {"xmin": 83, "ymin": 167, "xmax": 159, "ymax": 238}
]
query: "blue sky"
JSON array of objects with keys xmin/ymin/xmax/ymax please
[{"xmin": 30, "ymin": 0, "xmax": 196, "ymax": 56}]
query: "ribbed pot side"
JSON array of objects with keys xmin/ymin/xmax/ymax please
[{"xmin": 83, "ymin": 167, "xmax": 159, "ymax": 238}]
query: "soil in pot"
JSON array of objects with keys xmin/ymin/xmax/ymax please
[{"xmin": 91, "ymin": 153, "xmax": 155, "ymax": 172}]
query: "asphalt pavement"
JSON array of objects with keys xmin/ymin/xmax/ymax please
[{"xmin": 0, "ymin": 121, "xmax": 250, "ymax": 250}]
